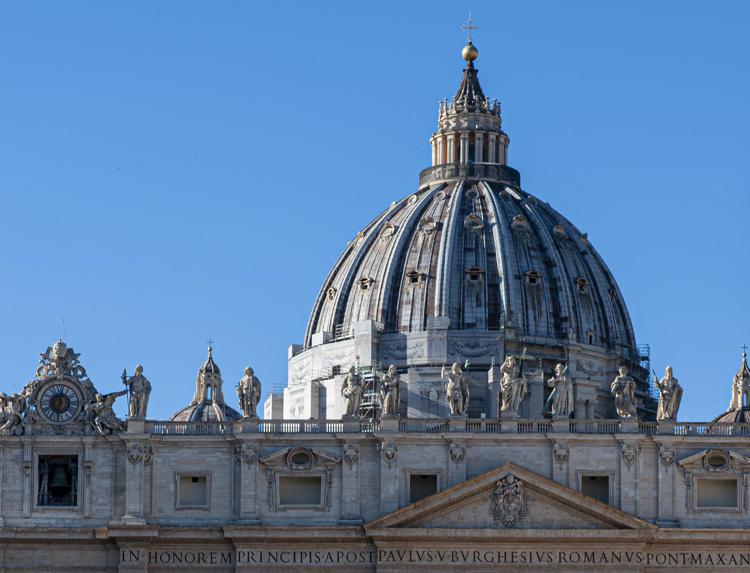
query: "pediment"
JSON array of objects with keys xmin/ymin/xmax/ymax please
[
  {"xmin": 367, "ymin": 462, "xmax": 653, "ymax": 532},
  {"xmin": 678, "ymin": 448, "xmax": 750, "ymax": 472}
]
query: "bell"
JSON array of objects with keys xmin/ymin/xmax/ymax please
[{"xmin": 50, "ymin": 465, "xmax": 69, "ymax": 488}]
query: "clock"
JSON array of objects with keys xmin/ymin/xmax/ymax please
[{"xmin": 38, "ymin": 381, "xmax": 83, "ymax": 424}]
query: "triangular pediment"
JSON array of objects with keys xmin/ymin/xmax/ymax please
[{"xmin": 366, "ymin": 462, "xmax": 653, "ymax": 532}]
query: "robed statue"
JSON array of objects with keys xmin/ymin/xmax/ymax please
[
  {"xmin": 341, "ymin": 365, "xmax": 363, "ymax": 418},
  {"xmin": 237, "ymin": 366, "xmax": 262, "ymax": 418},
  {"xmin": 500, "ymin": 355, "xmax": 527, "ymax": 416},
  {"xmin": 545, "ymin": 363, "xmax": 573, "ymax": 418},
  {"xmin": 123, "ymin": 365, "xmax": 152, "ymax": 418},
  {"xmin": 380, "ymin": 364, "xmax": 400, "ymax": 417},
  {"xmin": 611, "ymin": 365, "xmax": 637, "ymax": 418},
  {"xmin": 654, "ymin": 366, "xmax": 682, "ymax": 421},
  {"xmin": 441, "ymin": 362, "xmax": 470, "ymax": 416}
]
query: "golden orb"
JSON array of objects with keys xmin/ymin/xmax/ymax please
[{"xmin": 462, "ymin": 42, "xmax": 478, "ymax": 62}]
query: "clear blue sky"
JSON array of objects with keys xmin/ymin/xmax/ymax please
[{"xmin": 1, "ymin": 1, "xmax": 748, "ymax": 421}]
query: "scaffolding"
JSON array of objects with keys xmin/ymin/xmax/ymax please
[{"xmin": 357, "ymin": 366, "xmax": 380, "ymax": 421}]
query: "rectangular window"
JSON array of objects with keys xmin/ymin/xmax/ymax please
[
  {"xmin": 696, "ymin": 478, "xmax": 738, "ymax": 508},
  {"xmin": 37, "ymin": 455, "xmax": 78, "ymax": 507},
  {"xmin": 178, "ymin": 475, "xmax": 208, "ymax": 507},
  {"xmin": 581, "ymin": 475, "xmax": 609, "ymax": 504},
  {"xmin": 279, "ymin": 475, "xmax": 322, "ymax": 506},
  {"xmin": 410, "ymin": 474, "xmax": 438, "ymax": 503}
]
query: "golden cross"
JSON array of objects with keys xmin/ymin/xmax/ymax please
[
  {"xmin": 462, "ymin": 13, "xmax": 479, "ymax": 43},
  {"xmin": 742, "ymin": 344, "xmax": 748, "ymax": 354},
  {"xmin": 207, "ymin": 338, "xmax": 215, "ymax": 351}
]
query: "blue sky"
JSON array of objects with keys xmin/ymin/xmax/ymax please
[{"xmin": 0, "ymin": 1, "xmax": 748, "ymax": 421}]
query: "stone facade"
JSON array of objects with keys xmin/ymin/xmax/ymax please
[{"xmin": 3, "ymin": 34, "xmax": 750, "ymax": 573}]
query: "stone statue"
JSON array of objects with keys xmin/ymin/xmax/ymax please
[
  {"xmin": 611, "ymin": 365, "xmax": 637, "ymax": 419},
  {"xmin": 0, "ymin": 391, "xmax": 27, "ymax": 435},
  {"xmin": 500, "ymin": 355, "xmax": 527, "ymax": 416},
  {"xmin": 441, "ymin": 362, "xmax": 470, "ymax": 416},
  {"xmin": 546, "ymin": 363, "xmax": 573, "ymax": 418},
  {"xmin": 88, "ymin": 390, "xmax": 127, "ymax": 436},
  {"xmin": 380, "ymin": 365, "xmax": 400, "ymax": 417},
  {"xmin": 729, "ymin": 352, "xmax": 750, "ymax": 410},
  {"xmin": 123, "ymin": 365, "xmax": 152, "ymax": 418},
  {"xmin": 237, "ymin": 367, "xmax": 262, "ymax": 418},
  {"xmin": 341, "ymin": 366, "xmax": 363, "ymax": 418},
  {"xmin": 654, "ymin": 366, "xmax": 683, "ymax": 421}
]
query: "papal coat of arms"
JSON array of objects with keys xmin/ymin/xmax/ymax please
[{"xmin": 489, "ymin": 473, "xmax": 528, "ymax": 528}]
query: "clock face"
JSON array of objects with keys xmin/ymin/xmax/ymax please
[{"xmin": 38, "ymin": 382, "xmax": 83, "ymax": 423}]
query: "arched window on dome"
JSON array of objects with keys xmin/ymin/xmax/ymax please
[
  {"xmin": 524, "ymin": 271, "xmax": 541, "ymax": 286},
  {"xmin": 576, "ymin": 277, "xmax": 589, "ymax": 295}
]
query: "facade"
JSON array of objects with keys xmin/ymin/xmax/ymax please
[{"xmin": 2, "ymin": 37, "xmax": 750, "ymax": 573}]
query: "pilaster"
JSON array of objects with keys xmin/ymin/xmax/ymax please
[
  {"xmin": 378, "ymin": 437, "xmax": 399, "ymax": 514},
  {"xmin": 235, "ymin": 441, "xmax": 260, "ymax": 524},
  {"xmin": 339, "ymin": 439, "xmax": 362, "ymax": 524},
  {"xmin": 655, "ymin": 439, "xmax": 678, "ymax": 526},
  {"xmin": 446, "ymin": 438, "xmax": 466, "ymax": 487},
  {"xmin": 618, "ymin": 437, "xmax": 640, "ymax": 515},
  {"xmin": 83, "ymin": 436, "xmax": 94, "ymax": 518},
  {"xmin": 22, "ymin": 439, "xmax": 31, "ymax": 518},
  {"xmin": 487, "ymin": 366, "xmax": 500, "ymax": 418}
]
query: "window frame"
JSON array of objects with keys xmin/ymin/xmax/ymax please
[
  {"xmin": 276, "ymin": 473, "xmax": 326, "ymax": 509},
  {"xmin": 175, "ymin": 471, "xmax": 211, "ymax": 510},
  {"xmin": 404, "ymin": 468, "xmax": 443, "ymax": 506},
  {"xmin": 34, "ymin": 452, "xmax": 82, "ymax": 512},
  {"xmin": 577, "ymin": 470, "xmax": 614, "ymax": 506},
  {"xmin": 694, "ymin": 476, "xmax": 741, "ymax": 512}
]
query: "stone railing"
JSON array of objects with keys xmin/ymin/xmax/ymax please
[{"xmin": 144, "ymin": 418, "xmax": 750, "ymax": 437}]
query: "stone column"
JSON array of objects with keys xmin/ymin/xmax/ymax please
[
  {"xmin": 437, "ymin": 136, "xmax": 444, "ymax": 165},
  {"xmin": 339, "ymin": 440, "xmax": 362, "ymax": 524},
  {"xmin": 551, "ymin": 440, "xmax": 570, "ymax": 488},
  {"xmin": 22, "ymin": 440, "xmax": 31, "ymax": 518},
  {"xmin": 378, "ymin": 438, "xmax": 399, "ymax": 514},
  {"xmin": 431, "ymin": 137, "xmax": 437, "ymax": 166},
  {"xmin": 83, "ymin": 437, "xmax": 94, "ymax": 518},
  {"xmin": 487, "ymin": 133, "xmax": 497, "ymax": 163},
  {"xmin": 487, "ymin": 366, "xmax": 500, "ymax": 419},
  {"xmin": 0, "ymin": 444, "xmax": 4, "ymax": 526},
  {"xmin": 655, "ymin": 440, "xmax": 678, "ymax": 526},
  {"xmin": 235, "ymin": 442, "xmax": 260, "ymax": 524},
  {"xmin": 618, "ymin": 438, "xmax": 639, "ymax": 515},
  {"xmin": 459, "ymin": 132, "xmax": 469, "ymax": 164},
  {"xmin": 447, "ymin": 134, "xmax": 455, "ymax": 164},
  {"xmin": 446, "ymin": 439, "xmax": 466, "ymax": 487},
  {"xmin": 475, "ymin": 132, "xmax": 484, "ymax": 163},
  {"xmin": 123, "ymin": 426, "xmax": 147, "ymax": 524}
]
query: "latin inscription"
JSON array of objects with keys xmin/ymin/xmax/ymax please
[{"xmin": 121, "ymin": 548, "xmax": 750, "ymax": 568}]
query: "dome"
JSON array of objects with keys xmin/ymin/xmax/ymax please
[
  {"xmin": 304, "ymin": 46, "xmax": 636, "ymax": 359},
  {"xmin": 711, "ymin": 351, "xmax": 750, "ymax": 423},
  {"xmin": 170, "ymin": 346, "xmax": 242, "ymax": 422},
  {"xmin": 290, "ymin": 39, "xmax": 650, "ymax": 422}
]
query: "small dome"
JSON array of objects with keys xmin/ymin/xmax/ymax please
[
  {"xmin": 170, "ymin": 346, "xmax": 241, "ymax": 422},
  {"xmin": 711, "ymin": 407, "xmax": 750, "ymax": 425}
]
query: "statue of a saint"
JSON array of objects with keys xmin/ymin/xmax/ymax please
[
  {"xmin": 654, "ymin": 366, "xmax": 682, "ymax": 421},
  {"xmin": 88, "ymin": 391, "xmax": 127, "ymax": 436},
  {"xmin": 237, "ymin": 367, "xmax": 262, "ymax": 418},
  {"xmin": 341, "ymin": 366, "xmax": 363, "ymax": 418},
  {"xmin": 380, "ymin": 365, "xmax": 400, "ymax": 417},
  {"xmin": 500, "ymin": 355, "xmax": 527, "ymax": 416},
  {"xmin": 441, "ymin": 362, "xmax": 470, "ymax": 416},
  {"xmin": 123, "ymin": 365, "xmax": 152, "ymax": 418},
  {"xmin": 729, "ymin": 352, "xmax": 750, "ymax": 411},
  {"xmin": 611, "ymin": 365, "xmax": 638, "ymax": 418},
  {"xmin": 546, "ymin": 363, "xmax": 573, "ymax": 418}
]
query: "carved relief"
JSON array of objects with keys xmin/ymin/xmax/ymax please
[
  {"xmin": 343, "ymin": 443, "xmax": 359, "ymax": 469},
  {"xmin": 575, "ymin": 360, "xmax": 606, "ymax": 378},
  {"xmin": 418, "ymin": 216, "xmax": 436, "ymax": 236},
  {"xmin": 379, "ymin": 222, "xmax": 397, "ymax": 241},
  {"xmin": 449, "ymin": 441, "xmax": 465, "ymax": 464},
  {"xmin": 463, "ymin": 213, "xmax": 484, "ymax": 232},
  {"xmin": 234, "ymin": 443, "xmax": 258, "ymax": 465},
  {"xmin": 659, "ymin": 447, "xmax": 675, "ymax": 467},
  {"xmin": 124, "ymin": 442, "xmax": 153, "ymax": 465},
  {"xmin": 553, "ymin": 443, "xmax": 569, "ymax": 468},
  {"xmin": 378, "ymin": 439, "xmax": 398, "ymax": 469},
  {"xmin": 621, "ymin": 445, "xmax": 638, "ymax": 468},
  {"xmin": 489, "ymin": 474, "xmax": 528, "ymax": 528},
  {"xmin": 447, "ymin": 340, "xmax": 496, "ymax": 358}
]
